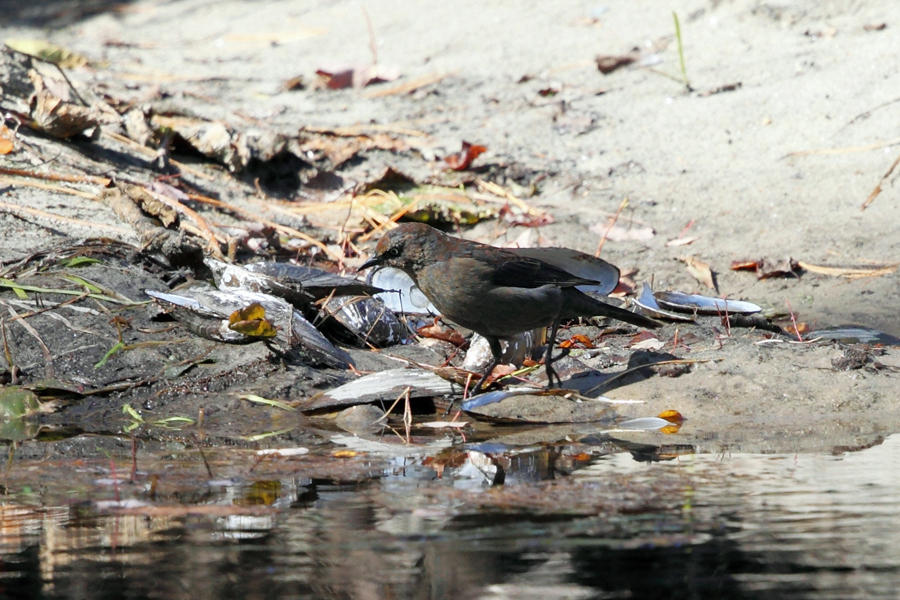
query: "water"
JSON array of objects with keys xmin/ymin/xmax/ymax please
[{"xmin": 2, "ymin": 435, "xmax": 899, "ymax": 599}]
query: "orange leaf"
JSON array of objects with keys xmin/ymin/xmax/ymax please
[
  {"xmin": 657, "ymin": 409, "xmax": 685, "ymax": 425},
  {"xmin": 417, "ymin": 320, "xmax": 467, "ymax": 346},
  {"xmin": 332, "ymin": 450, "xmax": 360, "ymax": 458},
  {"xmin": 559, "ymin": 334, "xmax": 593, "ymax": 349},
  {"xmin": 0, "ymin": 125, "xmax": 13, "ymax": 154},
  {"xmin": 444, "ymin": 141, "xmax": 487, "ymax": 170},
  {"xmin": 730, "ymin": 259, "xmax": 760, "ymax": 271}
]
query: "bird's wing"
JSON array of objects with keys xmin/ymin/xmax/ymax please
[
  {"xmin": 489, "ymin": 254, "xmax": 597, "ymax": 288},
  {"xmin": 507, "ymin": 247, "xmax": 620, "ymax": 295}
]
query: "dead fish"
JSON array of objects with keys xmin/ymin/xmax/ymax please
[
  {"xmin": 305, "ymin": 368, "xmax": 457, "ymax": 411},
  {"xmin": 205, "ymin": 258, "xmax": 313, "ymax": 306},
  {"xmin": 146, "ymin": 285, "xmax": 353, "ymax": 368},
  {"xmin": 633, "ymin": 283, "xmax": 695, "ymax": 322},
  {"xmin": 244, "ymin": 261, "xmax": 382, "ymax": 300},
  {"xmin": 366, "ymin": 266, "xmax": 438, "ymax": 315},
  {"xmin": 654, "ymin": 290, "xmax": 762, "ymax": 314},
  {"xmin": 320, "ymin": 295, "xmax": 411, "ymax": 347},
  {"xmin": 461, "ymin": 388, "xmax": 618, "ymax": 424},
  {"xmin": 462, "ymin": 330, "xmax": 544, "ymax": 373}
]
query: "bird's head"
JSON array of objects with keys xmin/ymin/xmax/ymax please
[{"xmin": 359, "ymin": 222, "xmax": 439, "ymax": 275}]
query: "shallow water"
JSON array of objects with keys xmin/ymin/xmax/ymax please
[{"xmin": 2, "ymin": 434, "xmax": 899, "ymax": 599}]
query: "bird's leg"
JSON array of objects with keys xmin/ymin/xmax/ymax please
[
  {"xmin": 543, "ymin": 319, "xmax": 563, "ymax": 388},
  {"xmin": 471, "ymin": 336, "xmax": 503, "ymax": 395}
]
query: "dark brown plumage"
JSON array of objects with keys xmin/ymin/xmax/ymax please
[{"xmin": 361, "ymin": 222, "xmax": 659, "ymax": 391}]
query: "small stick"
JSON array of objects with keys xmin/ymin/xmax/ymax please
[
  {"xmin": 403, "ymin": 388, "xmax": 412, "ymax": 444},
  {"xmin": 785, "ymin": 299, "xmax": 803, "ymax": 341},
  {"xmin": 595, "ymin": 197, "xmax": 629, "ymax": 256},
  {"xmin": 861, "ymin": 150, "xmax": 900, "ymax": 210}
]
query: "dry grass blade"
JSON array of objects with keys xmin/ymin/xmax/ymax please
[
  {"xmin": 797, "ymin": 260, "xmax": 899, "ymax": 279},
  {"xmin": 861, "ymin": 150, "xmax": 900, "ymax": 210}
]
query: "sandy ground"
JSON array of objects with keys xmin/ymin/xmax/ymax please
[{"xmin": 1, "ymin": 0, "xmax": 898, "ymax": 452}]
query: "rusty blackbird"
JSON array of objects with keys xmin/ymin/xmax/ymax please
[{"xmin": 360, "ymin": 222, "xmax": 660, "ymax": 391}]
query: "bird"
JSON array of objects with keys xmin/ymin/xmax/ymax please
[{"xmin": 360, "ymin": 222, "xmax": 660, "ymax": 392}]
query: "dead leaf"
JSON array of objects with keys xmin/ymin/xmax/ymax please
[
  {"xmin": 417, "ymin": 320, "xmax": 466, "ymax": 347},
  {"xmin": 731, "ymin": 257, "xmax": 802, "ymax": 279},
  {"xmin": 315, "ymin": 65, "xmax": 398, "ymax": 89},
  {"xmin": 681, "ymin": 256, "xmax": 717, "ymax": 290},
  {"xmin": 28, "ymin": 70, "xmax": 101, "ymax": 138},
  {"xmin": 6, "ymin": 39, "xmax": 89, "ymax": 68},
  {"xmin": 228, "ymin": 303, "xmax": 277, "ymax": 338},
  {"xmin": 282, "ymin": 75, "xmax": 306, "ymax": 91},
  {"xmin": 627, "ymin": 331, "xmax": 664, "ymax": 351},
  {"xmin": 559, "ymin": 334, "xmax": 594, "ymax": 349},
  {"xmin": 595, "ymin": 54, "xmax": 637, "ymax": 74},
  {"xmin": 485, "ymin": 363, "xmax": 519, "ymax": 386},
  {"xmin": 299, "ymin": 130, "xmax": 408, "ymax": 168},
  {"xmin": 444, "ymin": 141, "xmax": 487, "ymax": 170},
  {"xmin": 0, "ymin": 125, "xmax": 14, "ymax": 154},
  {"xmin": 150, "ymin": 114, "xmax": 251, "ymax": 172}
]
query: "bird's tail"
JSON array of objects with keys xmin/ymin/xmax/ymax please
[{"xmin": 568, "ymin": 290, "xmax": 662, "ymax": 329}]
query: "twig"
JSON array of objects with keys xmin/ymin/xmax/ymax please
[
  {"xmin": 403, "ymin": 387, "xmax": 412, "ymax": 444},
  {"xmin": 0, "ymin": 166, "xmax": 110, "ymax": 186},
  {"xmin": 374, "ymin": 386, "xmax": 412, "ymax": 424},
  {"xmin": 0, "ymin": 177, "xmax": 98, "ymax": 200},
  {"xmin": 0, "ymin": 199, "xmax": 132, "ymax": 236},
  {"xmin": 595, "ymin": 197, "xmax": 629, "ymax": 256},
  {"xmin": 785, "ymin": 299, "xmax": 803, "ymax": 342},
  {"xmin": 861, "ymin": 149, "xmax": 900, "ymax": 210}
]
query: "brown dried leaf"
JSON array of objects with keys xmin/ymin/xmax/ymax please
[
  {"xmin": 595, "ymin": 54, "xmax": 636, "ymax": 74},
  {"xmin": 417, "ymin": 321, "xmax": 466, "ymax": 347},
  {"xmin": 0, "ymin": 125, "xmax": 13, "ymax": 154},
  {"xmin": 444, "ymin": 141, "xmax": 487, "ymax": 170},
  {"xmin": 28, "ymin": 70, "xmax": 101, "ymax": 138},
  {"xmin": 681, "ymin": 256, "xmax": 717, "ymax": 290},
  {"xmin": 315, "ymin": 65, "xmax": 398, "ymax": 89}
]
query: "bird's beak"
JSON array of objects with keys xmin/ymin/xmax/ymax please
[{"xmin": 358, "ymin": 255, "xmax": 382, "ymax": 273}]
